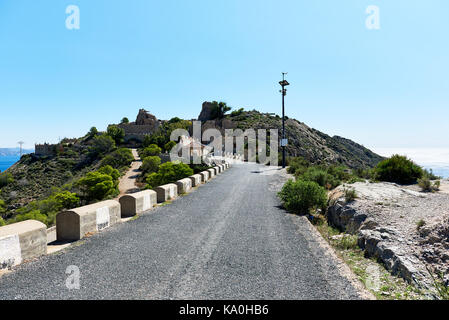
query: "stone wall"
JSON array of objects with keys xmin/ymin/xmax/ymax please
[{"xmin": 35, "ymin": 143, "xmax": 57, "ymax": 157}]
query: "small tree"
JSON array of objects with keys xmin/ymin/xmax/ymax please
[
  {"xmin": 51, "ymin": 191, "xmax": 80, "ymax": 209},
  {"xmin": 141, "ymin": 156, "xmax": 161, "ymax": 175},
  {"xmin": 0, "ymin": 172, "xmax": 14, "ymax": 188},
  {"xmin": 77, "ymin": 166, "xmax": 119, "ymax": 201},
  {"xmin": 107, "ymin": 125, "xmax": 125, "ymax": 145},
  {"xmin": 89, "ymin": 135, "xmax": 116, "ymax": 157},
  {"xmin": 210, "ymin": 101, "xmax": 231, "ymax": 119},
  {"xmin": 164, "ymin": 141, "xmax": 177, "ymax": 153},
  {"xmin": 87, "ymin": 127, "xmax": 99, "ymax": 138},
  {"xmin": 100, "ymin": 148, "xmax": 134, "ymax": 169},
  {"xmin": 121, "ymin": 117, "xmax": 129, "ymax": 124},
  {"xmin": 140, "ymin": 144, "xmax": 162, "ymax": 158}
]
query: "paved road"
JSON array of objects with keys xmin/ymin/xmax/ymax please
[{"xmin": 0, "ymin": 163, "xmax": 366, "ymax": 299}]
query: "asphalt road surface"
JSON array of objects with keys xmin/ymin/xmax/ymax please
[{"xmin": 0, "ymin": 163, "xmax": 367, "ymax": 300}]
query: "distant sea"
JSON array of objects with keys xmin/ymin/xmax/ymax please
[
  {"xmin": 372, "ymin": 148, "xmax": 449, "ymax": 179},
  {"xmin": 0, "ymin": 156, "xmax": 20, "ymax": 172}
]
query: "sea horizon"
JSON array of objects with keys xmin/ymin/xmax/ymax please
[{"xmin": 1, "ymin": 147, "xmax": 448, "ymax": 178}]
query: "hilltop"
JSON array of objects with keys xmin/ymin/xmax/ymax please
[{"xmin": 198, "ymin": 102, "xmax": 383, "ymax": 168}]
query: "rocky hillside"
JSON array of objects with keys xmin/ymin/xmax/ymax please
[
  {"xmin": 0, "ymin": 135, "xmax": 107, "ymax": 217},
  {"xmin": 199, "ymin": 102, "xmax": 383, "ymax": 168}
]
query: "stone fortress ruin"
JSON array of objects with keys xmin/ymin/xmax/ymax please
[{"xmin": 118, "ymin": 109, "xmax": 161, "ymax": 142}]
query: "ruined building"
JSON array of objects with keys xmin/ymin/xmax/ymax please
[{"xmin": 118, "ymin": 109, "xmax": 161, "ymax": 142}]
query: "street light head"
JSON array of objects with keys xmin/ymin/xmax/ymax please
[{"xmin": 279, "ymin": 80, "xmax": 290, "ymax": 86}]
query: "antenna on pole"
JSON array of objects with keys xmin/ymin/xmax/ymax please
[{"xmin": 18, "ymin": 141, "xmax": 25, "ymax": 157}]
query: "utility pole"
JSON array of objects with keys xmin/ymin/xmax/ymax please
[
  {"xmin": 18, "ymin": 141, "xmax": 24, "ymax": 157},
  {"xmin": 279, "ymin": 73, "xmax": 290, "ymax": 168}
]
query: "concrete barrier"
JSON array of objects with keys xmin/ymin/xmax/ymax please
[
  {"xmin": 176, "ymin": 178, "xmax": 192, "ymax": 194},
  {"xmin": 213, "ymin": 166, "xmax": 220, "ymax": 175},
  {"xmin": 154, "ymin": 183, "xmax": 178, "ymax": 203},
  {"xmin": 207, "ymin": 168, "xmax": 216, "ymax": 178},
  {"xmin": 56, "ymin": 200, "xmax": 121, "ymax": 241},
  {"xmin": 119, "ymin": 190, "xmax": 157, "ymax": 217},
  {"xmin": 200, "ymin": 171, "xmax": 210, "ymax": 182},
  {"xmin": 0, "ymin": 220, "xmax": 47, "ymax": 269},
  {"xmin": 189, "ymin": 174, "xmax": 202, "ymax": 187},
  {"xmin": 219, "ymin": 164, "xmax": 225, "ymax": 171},
  {"xmin": 47, "ymin": 226, "xmax": 56, "ymax": 244}
]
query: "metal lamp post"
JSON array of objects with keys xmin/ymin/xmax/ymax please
[{"xmin": 279, "ymin": 73, "xmax": 289, "ymax": 168}]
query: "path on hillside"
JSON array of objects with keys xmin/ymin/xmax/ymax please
[
  {"xmin": 117, "ymin": 149, "xmax": 141, "ymax": 196},
  {"xmin": 0, "ymin": 163, "xmax": 369, "ymax": 299}
]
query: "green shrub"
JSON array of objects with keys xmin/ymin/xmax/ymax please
[
  {"xmin": 298, "ymin": 167, "xmax": 340, "ymax": 190},
  {"xmin": 334, "ymin": 234, "xmax": 358, "ymax": 250},
  {"xmin": 424, "ymin": 169, "xmax": 440, "ymax": 180},
  {"xmin": 189, "ymin": 163, "xmax": 212, "ymax": 174},
  {"xmin": 374, "ymin": 155, "xmax": 423, "ymax": 185},
  {"xmin": 0, "ymin": 216, "xmax": 5, "ymax": 226},
  {"xmin": 146, "ymin": 162, "xmax": 194, "ymax": 188},
  {"xmin": 230, "ymin": 108, "xmax": 244, "ymax": 117},
  {"xmin": 77, "ymin": 166, "xmax": 119, "ymax": 201},
  {"xmin": 286, "ymin": 157, "xmax": 310, "ymax": 174},
  {"xmin": 354, "ymin": 167, "xmax": 374, "ymax": 180},
  {"xmin": 344, "ymin": 188, "xmax": 358, "ymax": 203},
  {"xmin": 87, "ymin": 127, "xmax": 98, "ymax": 139},
  {"xmin": 0, "ymin": 199, "xmax": 6, "ymax": 215},
  {"xmin": 418, "ymin": 177, "xmax": 440, "ymax": 192},
  {"xmin": 8, "ymin": 191, "xmax": 80, "ymax": 226},
  {"xmin": 51, "ymin": 191, "xmax": 80, "ymax": 209},
  {"xmin": 100, "ymin": 148, "xmax": 134, "ymax": 169},
  {"xmin": 278, "ymin": 179, "xmax": 327, "ymax": 215},
  {"xmin": 0, "ymin": 172, "xmax": 14, "ymax": 188},
  {"xmin": 141, "ymin": 156, "xmax": 161, "ymax": 175},
  {"xmin": 140, "ymin": 144, "xmax": 162, "ymax": 158},
  {"xmin": 416, "ymin": 219, "xmax": 426, "ymax": 230},
  {"xmin": 10, "ymin": 209, "xmax": 48, "ymax": 225},
  {"xmin": 107, "ymin": 125, "xmax": 125, "ymax": 145},
  {"xmin": 164, "ymin": 141, "xmax": 177, "ymax": 153},
  {"xmin": 89, "ymin": 135, "xmax": 116, "ymax": 157},
  {"xmin": 327, "ymin": 165, "xmax": 351, "ymax": 182}
]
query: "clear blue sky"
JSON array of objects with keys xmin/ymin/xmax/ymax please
[{"xmin": 0, "ymin": 0, "xmax": 448, "ymax": 150}]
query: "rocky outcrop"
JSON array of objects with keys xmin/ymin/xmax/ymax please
[
  {"xmin": 327, "ymin": 181, "xmax": 449, "ymax": 291},
  {"xmin": 198, "ymin": 102, "xmax": 214, "ymax": 122},
  {"xmin": 135, "ymin": 109, "xmax": 159, "ymax": 126}
]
